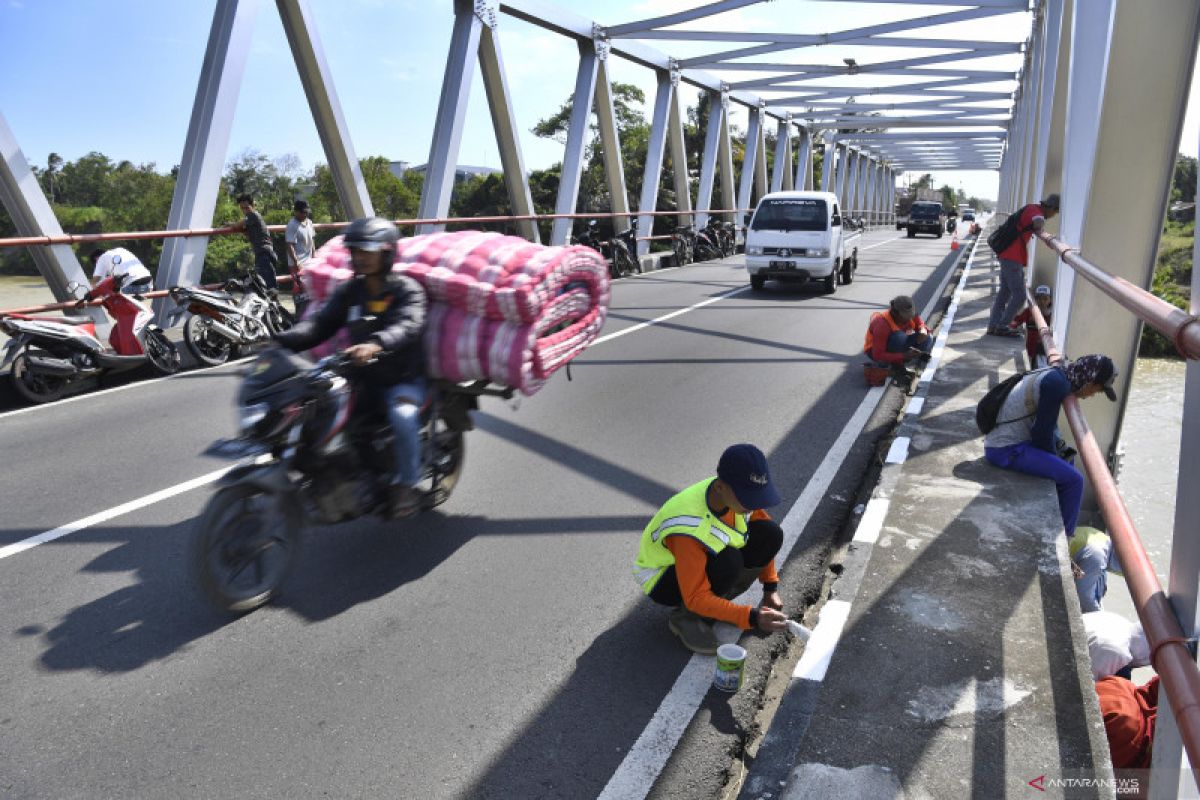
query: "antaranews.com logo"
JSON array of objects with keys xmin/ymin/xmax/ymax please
[{"xmin": 1028, "ymin": 774, "xmax": 1144, "ymax": 795}]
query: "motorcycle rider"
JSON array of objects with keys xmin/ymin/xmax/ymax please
[{"xmin": 272, "ymin": 217, "xmax": 428, "ymax": 519}]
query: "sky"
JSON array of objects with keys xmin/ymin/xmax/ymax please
[{"xmin": 1, "ymin": 0, "xmax": 1198, "ymax": 208}]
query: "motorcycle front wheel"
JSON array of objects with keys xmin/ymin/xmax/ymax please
[
  {"xmin": 10, "ymin": 351, "xmax": 69, "ymax": 404},
  {"xmin": 192, "ymin": 483, "xmax": 301, "ymax": 613},
  {"xmin": 184, "ymin": 315, "xmax": 233, "ymax": 367}
]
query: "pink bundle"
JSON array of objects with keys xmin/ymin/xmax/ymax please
[{"xmin": 299, "ymin": 231, "xmax": 610, "ymax": 395}]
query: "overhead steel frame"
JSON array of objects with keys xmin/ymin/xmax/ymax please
[
  {"xmin": 770, "ymin": 116, "xmax": 794, "ymax": 193},
  {"xmin": 695, "ymin": 88, "xmax": 736, "ymax": 230}
]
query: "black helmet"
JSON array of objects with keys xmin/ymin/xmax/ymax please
[{"xmin": 343, "ymin": 216, "xmax": 399, "ymax": 251}]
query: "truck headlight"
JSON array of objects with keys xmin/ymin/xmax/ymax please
[
  {"xmin": 746, "ymin": 246, "xmax": 763, "ymax": 256},
  {"xmin": 809, "ymin": 248, "xmax": 830, "ymax": 258}
]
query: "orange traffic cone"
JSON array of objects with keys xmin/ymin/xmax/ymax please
[{"xmin": 950, "ymin": 235, "xmax": 960, "ymax": 251}]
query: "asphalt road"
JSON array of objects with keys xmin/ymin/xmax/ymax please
[{"xmin": 0, "ymin": 228, "xmax": 962, "ymax": 800}]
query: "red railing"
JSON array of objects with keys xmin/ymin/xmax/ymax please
[
  {"xmin": 1025, "ymin": 237, "xmax": 1200, "ymax": 778},
  {"xmin": 0, "ymin": 207, "xmax": 753, "ymax": 249}
]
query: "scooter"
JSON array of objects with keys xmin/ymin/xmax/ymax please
[
  {"xmin": 0, "ymin": 275, "xmax": 181, "ymax": 404},
  {"xmin": 166, "ymin": 272, "xmax": 288, "ymax": 367},
  {"xmin": 191, "ymin": 347, "xmax": 511, "ymax": 613}
]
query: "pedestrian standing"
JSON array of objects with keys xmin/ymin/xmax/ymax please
[
  {"xmin": 285, "ymin": 199, "xmax": 316, "ymax": 316},
  {"xmin": 987, "ymin": 194, "xmax": 1059, "ymax": 338},
  {"xmin": 230, "ymin": 193, "xmax": 280, "ymax": 290}
]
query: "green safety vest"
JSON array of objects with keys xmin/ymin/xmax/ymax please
[
  {"xmin": 633, "ymin": 478, "xmax": 748, "ymax": 595},
  {"xmin": 1069, "ymin": 526, "xmax": 1120, "ymax": 574}
]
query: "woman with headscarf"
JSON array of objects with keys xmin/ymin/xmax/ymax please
[{"xmin": 983, "ymin": 354, "xmax": 1118, "ymax": 537}]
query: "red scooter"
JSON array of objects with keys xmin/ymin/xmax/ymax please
[{"xmin": 0, "ymin": 274, "xmax": 181, "ymax": 404}]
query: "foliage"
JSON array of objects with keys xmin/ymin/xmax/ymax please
[{"xmin": 1141, "ymin": 217, "xmax": 1193, "ymax": 357}]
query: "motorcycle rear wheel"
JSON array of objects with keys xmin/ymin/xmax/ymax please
[
  {"xmin": 425, "ymin": 423, "xmax": 466, "ymax": 508},
  {"xmin": 192, "ymin": 483, "xmax": 301, "ymax": 613},
  {"xmin": 145, "ymin": 328, "xmax": 182, "ymax": 375},
  {"xmin": 10, "ymin": 351, "xmax": 69, "ymax": 404},
  {"xmin": 184, "ymin": 315, "xmax": 233, "ymax": 367}
]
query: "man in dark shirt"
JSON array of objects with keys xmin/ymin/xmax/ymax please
[
  {"xmin": 231, "ymin": 193, "xmax": 280, "ymax": 290},
  {"xmin": 273, "ymin": 217, "xmax": 428, "ymax": 518}
]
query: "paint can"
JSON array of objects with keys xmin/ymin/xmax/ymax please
[{"xmin": 713, "ymin": 643, "xmax": 747, "ymax": 692}]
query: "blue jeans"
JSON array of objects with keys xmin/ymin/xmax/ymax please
[
  {"xmin": 1074, "ymin": 537, "xmax": 1113, "ymax": 613},
  {"xmin": 887, "ymin": 330, "xmax": 932, "ymax": 357},
  {"xmin": 382, "ymin": 378, "xmax": 426, "ymax": 487},
  {"xmin": 985, "ymin": 441, "xmax": 1084, "ymax": 537},
  {"xmin": 988, "ymin": 258, "xmax": 1026, "ymax": 330}
]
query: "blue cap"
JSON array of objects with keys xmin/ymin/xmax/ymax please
[{"xmin": 717, "ymin": 444, "xmax": 781, "ymax": 509}]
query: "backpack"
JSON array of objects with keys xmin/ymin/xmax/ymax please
[
  {"xmin": 975, "ymin": 367, "xmax": 1052, "ymax": 434},
  {"xmin": 987, "ymin": 207, "xmax": 1032, "ymax": 255}
]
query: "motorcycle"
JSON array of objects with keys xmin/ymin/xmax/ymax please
[
  {"xmin": 0, "ymin": 275, "xmax": 181, "ymax": 404},
  {"xmin": 573, "ymin": 219, "xmax": 638, "ymax": 279},
  {"xmin": 671, "ymin": 223, "xmax": 694, "ymax": 267},
  {"xmin": 611, "ymin": 218, "xmax": 642, "ymax": 278},
  {"xmin": 167, "ymin": 272, "xmax": 293, "ymax": 367},
  {"xmin": 693, "ymin": 218, "xmax": 723, "ymax": 261},
  {"xmin": 718, "ymin": 221, "xmax": 737, "ymax": 257},
  {"xmin": 191, "ymin": 347, "xmax": 510, "ymax": 613}
]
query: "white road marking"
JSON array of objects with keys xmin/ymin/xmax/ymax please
[
  {"xmin": 592, "ymin": 286, "xmax": 746, "ymax": 347},
  {"xmin": 792, "ymin": 600, "xmax": 852, "ymax": 681},
  {"xmin": 906, "ymin": 396, "xmax": 925, "ymax": 416},
  {"xmin": 885, "ymin": 436, "xmax": 911, "ymax": 464},
  {"xmin": 852, "ymin": 498, "xmax": 890, "ymax": 546},
  {"xmin": 0, "ymin": 465, "xmax": 233, "ymax": 561}
]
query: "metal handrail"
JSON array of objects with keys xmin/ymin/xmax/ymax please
[
  {"xmin": 1025, "ymin": 269, "xmax": 1200, "ymax": 778},
  {"xmin": 1035, "ymin": 230, "xmax": 1200, "ymax": 360},
  {"xmin": 0, "ymin": 207, "xmax": 754, "ymax": 249}
]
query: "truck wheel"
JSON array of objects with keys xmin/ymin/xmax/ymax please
[
  {"xmin": 823, "ymin": 266, "xmax": 837, "ymax": 294},
  {"xmin": 750, "ymin": 274, "xmax": 766, "ymax": 291},
  {"xmin": 841, "ymin": 254, "xmax": 855, "ymax": 285},
  {"xmin": 907, "ymin": 228, "xmax": 915, "ymax": 238}
]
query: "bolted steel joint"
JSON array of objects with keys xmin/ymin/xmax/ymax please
[
  {"xmin": 594, "ymin": 37, "xmax": 610, "ymax": 62},
  {"xmin": 473, "ymin": 0, "xmax": 497, "ymax": 28},
  {"xmin": 668, "ymin": 58, "xmax": 681, "ymax": 87}
]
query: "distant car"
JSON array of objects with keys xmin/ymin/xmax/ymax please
[
  {"xmin": 962, "ymin": 210, "xmax": 976, "ymax": 222},
  {"xmin": 907, "ymin": 201, "xmax": 945, "ymax": 238}
]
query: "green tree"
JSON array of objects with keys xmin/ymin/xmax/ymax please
[{"xmin": 1171, "ymin": 153, "xmax": 1197, "ymax": 204}]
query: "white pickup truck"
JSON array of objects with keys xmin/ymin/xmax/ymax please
[{"xmin": 743, "ymin": 191, "xmax": 861, "ymax": 294}]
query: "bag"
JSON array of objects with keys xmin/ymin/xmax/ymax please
[
  {"xmin": 987, "ymin": 208, "xmax": 1031, "ymax": 255},
  {"xmin": 863, "ymin": 363, "xmax": 890, "ymax": 386},
  {"xmin": 975, "ymin": 367, "xmax": 1052, "ymax": 434}
]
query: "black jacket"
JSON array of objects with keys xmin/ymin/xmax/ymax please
[{"xmin": 275, "ymin": 273, "xmax": 426, "ymax": 386}]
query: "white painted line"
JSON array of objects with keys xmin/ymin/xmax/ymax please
[
  {"xmin": 0, "ymin": 465, "xmax": 233, "ymax": 560},
  {"xmin": 793, "ymin": 600, "xmax": 852, "ymax": 681},
  {"xmin": 852, "ymin": 498, "xmax": 890, "ymax": 545},
  {"xmin": 885, "ymin": 436, "xmax": 911, "ymax": 464},
  {"xmin": 906, "ymin": 396, "xmax": 925, "ymax": 416},
  {"xmin": 591, "ymin": 286, "xmax": 745, "ymax": 347},
  {"xmin": 861, "ymin": 235, "xmax": 903, "ymax": 251},
  {"xmin": 0, "ymin": 355, "xmax": 253, "ymax": 421}
]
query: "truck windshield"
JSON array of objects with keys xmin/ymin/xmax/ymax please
[
  {"xmin": 910, "ymin": 203, "xmax": 942, "ymax": 221},
  {"xmin": 751, "ymin": 198, "xmax": 828, "ymax": 232}
]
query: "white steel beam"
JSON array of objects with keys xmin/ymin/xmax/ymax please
[
  {"xmin": 605, "ymin": 0, "xmax": 768, "ymax": 38},
  {"xmin": 637, "ymin": 68, "xmax": 677, "ymax": 256},
  {"xmin": 771, "ymin": 117, "xmax": 792, "ymax": 193},
  {"xmin": 276, "ymin": 0, "xmax": 372, "ymax": 222},
  {"xmin": 667, "ymin": 78, "xmax": 693, "ymax": 227},
  {"xmin": 418, "ymin": 0, "xmax": 486, "ymax": 233},
  {"xmin": 1030, "ymin": 0, "xmax": 1070, "ymax": 289},
  {"xmin": 695, "ymin": 89, "xmax": 724, "ymax": 228},
  {"xmin": 551, "ymin": 39, "xmax": 601, "ymax": 245},
  {"xmin": 822, "ymin": 136, "xmax": 838, "ymax": 192},
  {"xmin": 157, "ymin": 0, "xmax": 259, "ymax": 298},
  {"xmin": 794, "ymin": 126, "xmax": 813, "ymax": 190},
  {"xmin": 477, "ymin": 23, "xmax": 539, "ymax": 242},
  {"xmin": 595, "ymin": 55, "xmax": 631, "ymax": 237},
  {"xmin": 0, "ymin": 112, "xmax": 101, "ymax": 311}
]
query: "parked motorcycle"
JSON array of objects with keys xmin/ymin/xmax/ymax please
[
  {"xmin": 693, "ymin": 218, "xmax": 723, "ymax": 261},
  {"xmin": 167, "ymin": 272, "xmax": 293, "ymax": 367},
  {"xmin": 573, "ymin": 219, "xmax": 639, "ymax": 279},
  {"xmin": 0, "ymin": 275, "xmax": 180, "ymax": 404},
  {"xmin": 718, "ymin": 220, "xmax": 737, "ymax": 257},
  {"xmin": 191, "ymin": 347, "xmax": 510, "ymax": 613},
  {"xmin": 671, "ymin": 223, "xmax": 694, "ymax": 267},
  {"xmin": 611, "ymin": 218, "xmax": 642, "ymax": 277}
]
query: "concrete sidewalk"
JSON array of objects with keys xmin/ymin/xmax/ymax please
[{"xmin": 742, "ymin": 243, "xmax": 1113, "ymax": 799}]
